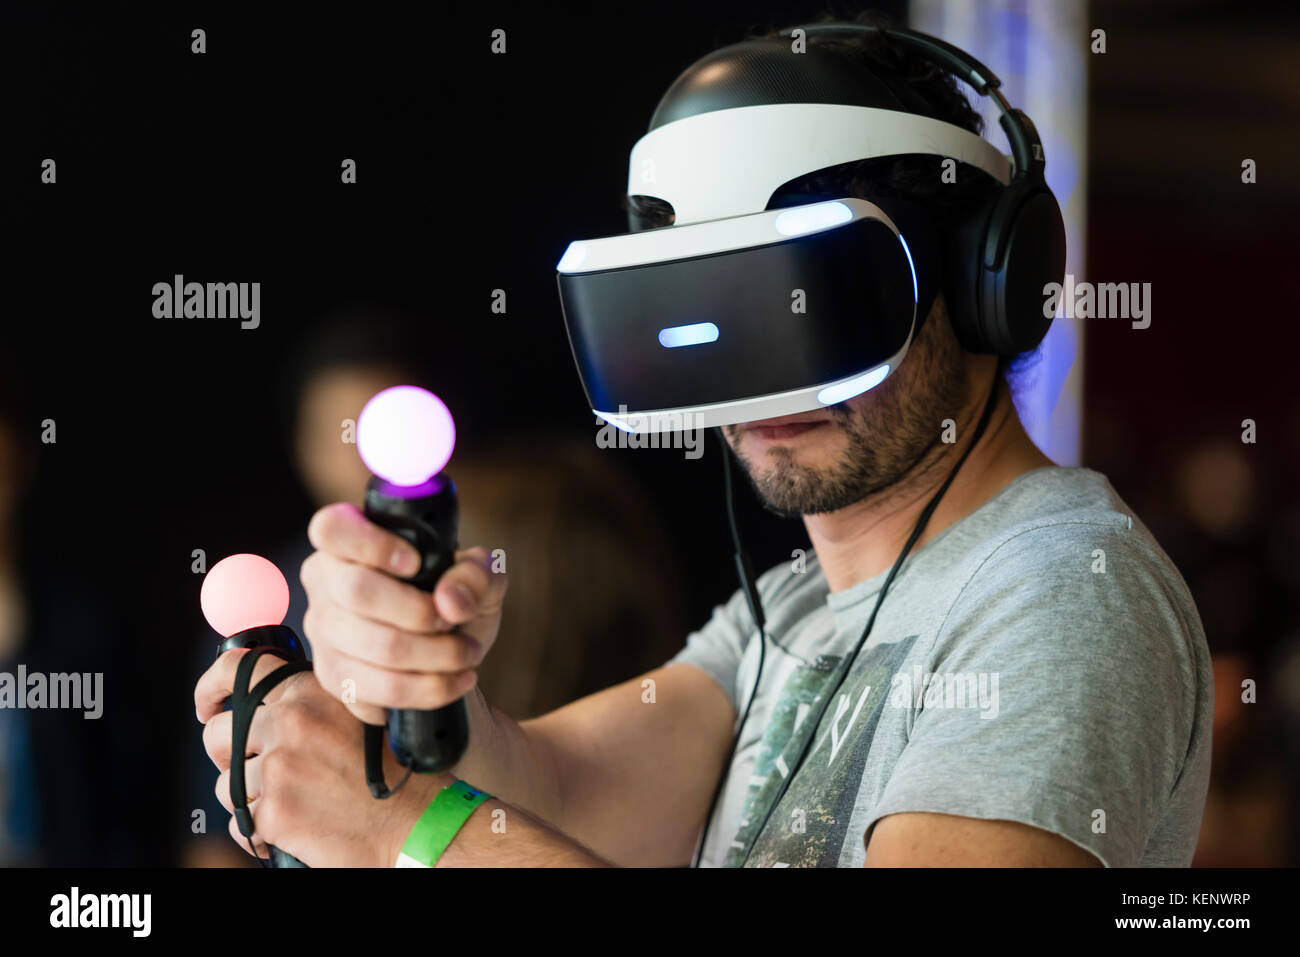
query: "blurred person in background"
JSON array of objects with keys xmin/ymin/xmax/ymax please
[
  {"xmin": 182, "ymin": 312, "xmax": 686, "ymax": 865},
  {"xmin": 0, "ymin": 377, "xmax": 35, "ymax": 865},
  {"xmin": 452, "ymin": 438, "xmax": 686, "ymax": 720},
  {"xmin": 1153, "ymin": 437, "xmax": 1299, "ymax": 866},
  {"xmin": 0, "ymin": 366, "xmax": 147, "ymax": 865},
  {"xmin": 1193, "ymin": 649, "xmax": 1291, "ymax": 865},
  {"xmin": 1269, "ymin": 629, "xmax": 1300, "ymax": 865}
]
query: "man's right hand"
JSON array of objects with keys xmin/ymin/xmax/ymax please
[{"xmin": 300, "ymin": 503, "xmax": 508, "ymax": 725}]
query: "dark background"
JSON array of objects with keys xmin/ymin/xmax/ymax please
[{"xmin": 4, "ymin": 0, "xmax": 1299, "ymax": 865}]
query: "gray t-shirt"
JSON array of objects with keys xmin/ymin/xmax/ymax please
[{"xmin": 669, "ymin": 466, "xmax": 1213, "ymax": 867}]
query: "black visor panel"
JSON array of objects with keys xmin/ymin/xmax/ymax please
[{"xmin": 558, "ymin": 218, "xmax": 915, "ymax": 413}]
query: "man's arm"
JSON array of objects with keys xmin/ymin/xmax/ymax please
[
  {"xmin": 446, "ymin": 662, "xmax": 736, "ymax": 867},
  {"xmin": 865, "ymin": 812, "xmax": 1103, "ymax": 866},
  {"xmin": 381, "ymin": 769, "xmax": 616, "ymax": 867}
]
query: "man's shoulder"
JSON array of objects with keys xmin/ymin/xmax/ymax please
[
  {"xmin": 969, "ymin": 465, "xmax": 1133, "ymax": 540},
  {"xmin": 940, "ymin": 466, "xmax": 1207, "ymax": 665},
  {"xmin": 942, "ymin": 466, "xmax": 1178, "ymax": 583}
]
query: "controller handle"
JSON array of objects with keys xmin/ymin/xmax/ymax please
[{"xmin": 363, "ymin": 474, "xmax": 470, "ymax": 774}]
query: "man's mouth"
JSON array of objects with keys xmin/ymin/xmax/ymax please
[{"xmin": 740, "ymin": 413, "xmax": 831, "ymax": 442}]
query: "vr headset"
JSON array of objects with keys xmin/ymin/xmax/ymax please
[{"xmin": 556, "ymin": 22, "xmax": 1065, "ymax": 433}]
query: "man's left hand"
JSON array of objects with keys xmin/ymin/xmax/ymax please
[{"xmin": 196, "ymin": 648, "xmax": 443, "ymax": 867}]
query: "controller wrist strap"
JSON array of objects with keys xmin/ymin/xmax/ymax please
[{"xmin": 229, "ymin": 646, "xmax": 312, "ymax": 864}]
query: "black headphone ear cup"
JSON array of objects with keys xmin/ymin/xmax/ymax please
[
  {"xmin": 979, "ymin": 187, "xmax": 1066, "ymax": 355},
  {"xmin": 942, "ymin": 185, "xmax": 1000, "ymax": 353}
]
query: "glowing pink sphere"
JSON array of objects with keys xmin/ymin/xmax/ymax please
[
  {"xmin": 200, "ymin": 553, "xmax": 291, "ymax": 638},
  {"xmin": 357, "ymin": 385, "xmax": 456, "ymax": 486}
]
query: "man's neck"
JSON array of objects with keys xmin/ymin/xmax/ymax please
[{"xmin": 803, "ymin": 374, "xmax": 1055, "ymax": 594}]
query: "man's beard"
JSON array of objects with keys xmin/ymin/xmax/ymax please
[{"xmin": 724, "ymin": 312, "xmax": 972, "ymax": 518}]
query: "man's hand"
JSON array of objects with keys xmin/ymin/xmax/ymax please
[
  {"xmin": 196, "ymin": 647, "xmax": 441, "ymax": 867},
  {"xmin": 300, "ymin": 502, "xmax": 508, "ymax": 725}
]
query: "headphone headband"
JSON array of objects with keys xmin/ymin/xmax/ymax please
[{"xmin": 781, "ymin": 22, "xmax": 1045, "ymax": 184}]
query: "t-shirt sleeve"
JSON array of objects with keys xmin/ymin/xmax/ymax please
[
  {"xmin": 863, "ymin": 522, "xmax": 1204, "ymax": 867},
  {"xmin": 664, "ymin": 583, "xmax": 757, "ymax": 715}
]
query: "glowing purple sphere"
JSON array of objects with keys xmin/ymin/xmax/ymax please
[{"xmin": 357, "ymin": 385, "xmax": 456, "ymax": 486}]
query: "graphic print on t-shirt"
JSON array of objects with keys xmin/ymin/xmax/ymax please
[{"xmin": 723, "ymin": 634, "xmax": 919, "ymax": 867}]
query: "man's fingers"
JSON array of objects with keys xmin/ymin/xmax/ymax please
[
  {"xmin": 304, "ymin": 552, "xmax": 444, "ymax": 635},
  {"xmin": 203, "ymin": 711, "xmax": 233, "ymax": 770},
  {"xmin": 314, "ymin": 649, "xmax": 478, "ymax": 711},
  {"xmin": 195, "ymin": 648, "xmax": 291, "ymax": 723},
  {"xmin": 214, "ymin": 762, "xmax": 261, "ymax": 814},
  {"xmin": 202, "ymin": 703, "xmax": 279, "ymax": 771},
  {"xmin": 306, "ymin": 597, "xmax": 480, "ymax": 675},
  {"xmin": 434, "ymin": 547, "xmax": 507, "ymax": 626},
  {"xmin": 307, "ymin": 503, "xmax": 421, "ymax": 577}
]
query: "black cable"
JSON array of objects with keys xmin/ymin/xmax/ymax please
[
  {"xmin": 738, "ymin": 379, "xmax": 1001, "ymax": 865},
  {"xmin": 693, "ymin": 428, "xmax": 768, "ymax": 868}
]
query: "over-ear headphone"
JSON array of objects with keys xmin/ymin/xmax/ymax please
[{"xmin": 783, "ymin": 22, "xmax": 1067, "ymax": 356}]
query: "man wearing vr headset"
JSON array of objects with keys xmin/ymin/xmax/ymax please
[{"xmin": 197, "ymin": 14, "xmax": 1212, "ymax": 868}]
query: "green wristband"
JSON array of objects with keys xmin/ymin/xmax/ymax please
[{"xmin": 395, "ymin": 780, "xmax": 492, "ymax": 868}]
